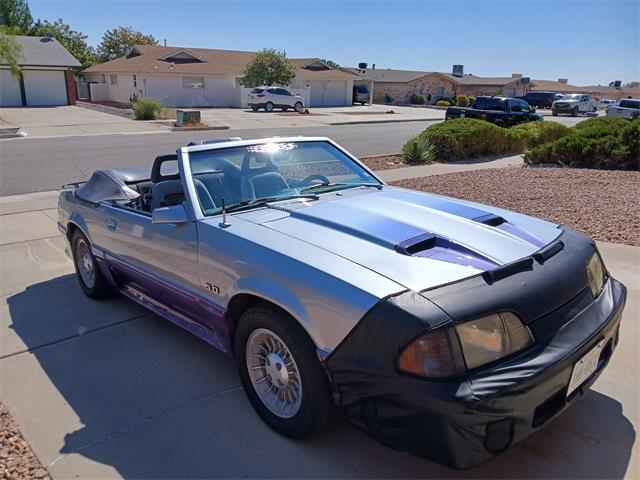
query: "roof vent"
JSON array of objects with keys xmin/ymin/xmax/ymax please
[
  {"xmin": 512, "ymin": 73, "xmax": 522, "ymax": 78},
  {"xmin": 358, "ymin": 62, "xmax": 367, "ymax": 69},
  {"xmin": 452, "ymin": 64, "xmax": 464, "ymax": 77},
  {"xmin": 558, "ymin": 78, "xmax": 568, "ymax": 84},
  {"xmin": 40, "ymin": 37, "xmax": 53, "ymax": 43}
]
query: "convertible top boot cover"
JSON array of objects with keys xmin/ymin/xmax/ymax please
[{"xmin": 324, "ymin": 229, "xmax": 626, "ymax": 469}]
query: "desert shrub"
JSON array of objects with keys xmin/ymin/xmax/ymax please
[
  {"xmin": 401, "ymin": 135, "xmax": 435, "ymax": 164},
  {"xmin": 574, "ymin": 116, "xmax": 630, "ymax": 131},
  {"xmin": 436, "ymin": 100, "xmax": 450, "ymax": 107},
  {"xmin": 410, "ymin": 94, "xmax": 425, "ymax": 105},
  {"xmin": 524, "ymin": 118, "xmax": 639, "ymax": 170},
  {"xmin": 510, "ymin": 121, "xmax": 571, "ymax": 148},
  {"xmin": 133, "ymin": 98, "xmax": 164, "ymax": 120},
  {"xmin": 419, "ymin": 118, "xmax": 517, "ymax": 161},
  {"xmin": 455, "ymin": 95, "xmax": 470, "ymax": 107}
]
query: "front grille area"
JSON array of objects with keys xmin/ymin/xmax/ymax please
[{"xmin": 529, "ymin": 287, "xmax": 592, "ymax": 341}]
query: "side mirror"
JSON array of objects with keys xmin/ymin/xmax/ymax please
[{"xmin": 152, "ymin": 204, "xmax": 189, "ymax": 225}]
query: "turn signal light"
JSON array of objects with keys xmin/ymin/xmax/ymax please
[{"xmin": 398, "ymin": 328, "xmax": 462, "ymax": 378}]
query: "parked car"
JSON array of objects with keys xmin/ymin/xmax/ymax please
[
  {"xmin": 248, "ymin": 87, "xmax": 304, "ymax": 112},
  {"xmin": 599, "ymin": 98, "xmax": 618, "ymax": 110},
  {"xmin": 517, "ymin": 91, "xmax": 556, "ymax": 109},
  {"xmin": 445, "ymin": 96, "xmax": 543, "ymax": 127},
  {"xmin": 58, "ymin": 136, "xmax": 626, "ymax": 470},
  {"xmin": 552, "ymin": 93, "xmax": 598, "ymax": 116},
  {"xmin": 606, "ymin": 98, "xmax": 640, "ymax": 120},
  {"xmin": 353, "ymin": 84, "xmax": 370, "ymax": 105}
]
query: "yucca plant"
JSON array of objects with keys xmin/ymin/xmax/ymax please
[
  {"xmin": 401, "ymin": 135, "xmax": 435, "ymax": 164},
  {"xmin": 133, "ymin": 98, "xmax": 164, "ymax": 120}
]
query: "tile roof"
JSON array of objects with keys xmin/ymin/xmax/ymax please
[
  {"xmin": 530, "ymin": 79, "xmax": 640, "ymax": 97},
  {"xmin": 83, "ymin": 45, "xmax": 356, "ymax": 80},
  {"xmin": 3, "ymin": 35, "xmax": 81, "ymax": 68}
]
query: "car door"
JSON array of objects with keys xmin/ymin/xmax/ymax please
[{"xmin": 94, "ymin": 199, "xmax": 201, "ymax": 320}]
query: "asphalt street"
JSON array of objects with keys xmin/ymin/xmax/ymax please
[
  {"xmin": 0, "ymin": 115, "xmax": 587, "ymax": 197},
  {"xmin": 0, "ymin": 122, "xmax": 427, "ymax": 196}
]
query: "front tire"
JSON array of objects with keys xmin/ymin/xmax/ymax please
[
  {"xmin": 235, "ymin": 303, "xmax": 331, "ymax": 438},
  {"xmin": 572, "ymin": 107, "xmax": 578, "ymax": 117},
  {"xmin": 265, "ymin": 102, "xmax": 274, "ymax": 112},
  {"xmin": 71, "ymin": 230, "xmax": 114, "ymax": 299},
  {"xmin": 552, "ymin": 110, "xmax": 558, "ymax": 116},
  {"xmin": 294, "ymin": 102, "xmax": 304, "ymax": 113}
]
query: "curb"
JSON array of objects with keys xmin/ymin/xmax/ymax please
[
  {"xmin": 328, "ymin": 118, "xmax": 442, "ymax": 126},
  {"xmin": 171, "ymin": 125, "xmax": 230, "ymax": 131}
]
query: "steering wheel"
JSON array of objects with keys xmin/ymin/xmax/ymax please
[{"xmin": 301, "ymin": 174, "xmax": 330, "ymax": 186}]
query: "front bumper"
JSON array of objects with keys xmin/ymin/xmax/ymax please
[{"xmin": 325, "ymin": 231, "xmax": 626, "ymax": 469}]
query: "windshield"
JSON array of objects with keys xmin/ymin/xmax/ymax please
[
  {"xmin": 188, "ymin": 141, "xmax": 380, "ymax": 215},
  {"xmin": 619, "ymin": 100, "xmax": 640, "ymax": 109}
]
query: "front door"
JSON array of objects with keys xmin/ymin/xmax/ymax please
[{"xmin": 94, "ymin": 203, "xmax": 200, "ymax": 318}]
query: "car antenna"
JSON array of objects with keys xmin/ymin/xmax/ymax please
[{"xmin": 219, "ymin": 197, "xmax": 231, "ymax": 228}]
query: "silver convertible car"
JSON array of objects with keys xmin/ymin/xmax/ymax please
[{"xmin": 58, "ymin": 137, "xmax": 626, "ymax": 469}]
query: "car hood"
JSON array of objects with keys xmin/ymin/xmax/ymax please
[
  {"xmin": 237, "ymin": 187, "xmax": 561, "ymax": 291},
  {"xmin": 556, "ymin": 98, "xmax": 579, "ymax": 104}
]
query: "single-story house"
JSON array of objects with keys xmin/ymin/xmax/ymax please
[
  {"xmin": 82, "ymin": 45, "xmax": 357, "ymax": 108},
  {"xmin": 344, "ymin": 66, "xmax": 528, "ymax": 104},
  {"xmin": 0, "ymin": 35, "xmax": 80, "ymax": 107},
  {"xmin": 530, "ymin": 79, "xmax": 640, "ymax": 100}
]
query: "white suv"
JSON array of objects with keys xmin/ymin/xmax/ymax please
[{"xmin": 247, "ymin": 87, "xmax": 305, "ymax": 112}]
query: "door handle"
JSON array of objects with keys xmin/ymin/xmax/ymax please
[{"xmin": 106, "ymin": 218, "xmax": 117, "ymax": 231}]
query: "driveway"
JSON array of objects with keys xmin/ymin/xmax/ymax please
[
  {"xmin": 0, "ymin": 106, "xmax": 166, "ymax": 138},
  {"xmin": 0, "ymin": 181, "xmax": 638, "ymax": 478}
]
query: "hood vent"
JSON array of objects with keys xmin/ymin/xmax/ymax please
[
  {"xmin": 473, "ymin": 213, "xmax": 507, "ymax": 227},
  {"xmin": 395, "ymin": 233, "xmax": 438, "ymax": 255}
]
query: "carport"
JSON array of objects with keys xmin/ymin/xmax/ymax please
[{"xmin": 0, "ymin": 36, "xmax": 80, "ymax": 107}]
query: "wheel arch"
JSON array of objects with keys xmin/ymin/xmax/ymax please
[{"xmin": 226, "ymin": 287, "xmax": 325, "ymax": 355}]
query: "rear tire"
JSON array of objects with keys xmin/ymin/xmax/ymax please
[
  {"xmin": 265, "ymin": 102, "xmax": 274, "ymax": 112},
  {"xmin": 235, "ymin": 303, "xmax": 332, "ymax": 438},
  {"xmin": 294, "ymin": 102, "xmax": 304, "ymax": 113},
  {"xmin": 572, "ymin": 107, "xmax": 578, "ymax": 117},
  {"xmin": 552, "ymin": 110, "xmax": 558, "ymax": 116},
  {"xmin": 71, "ymin": 230, "xmax": 115, "ymax": 299}
]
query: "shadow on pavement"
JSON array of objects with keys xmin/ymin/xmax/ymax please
[{"xmin": 5, "ymin": 276, "xmax": 636, "ymax": 478}]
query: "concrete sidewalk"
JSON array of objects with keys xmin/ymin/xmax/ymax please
[
  {"xmin": 0, "ymin": 106, "xmax": 167, "ymax": 139},
  {"xmin": 0, "ymin": 173, "xmax": 638, "ymax": 478}
]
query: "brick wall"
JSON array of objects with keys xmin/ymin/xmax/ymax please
[
  {"xmin": 372, "ymin": 74, "xmax": 527, "ymax": 104},
  {"xmin": 65, "ymin": 68, "xmax": 77, "ymax": 105}
]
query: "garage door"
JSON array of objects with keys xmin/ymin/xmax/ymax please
[
  {"xmin": 309, "ymin": 81, "xmax": 324, "ymax": 107},
  {"xmin": 0, "ymin": 70, "xmax": 23, "ymax": 106},
  {"xmin": 23, "ymin": 70, "xmax": 68, "ymax": 106},
  {"xmin": 324, "ymin": 81, "xmax": 346, "ymax": 106}
]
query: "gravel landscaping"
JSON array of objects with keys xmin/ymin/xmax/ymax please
[
  {"xmin": 359, "ymin": 154, "xmax": 409, "ymax": 171},
  {"xmin": 0, "ymin": 403, "xmax": 49, "ymax": 480},
  {"xmin": 393, "ymin": 167, "xmax": 640, "ymax": 246}
]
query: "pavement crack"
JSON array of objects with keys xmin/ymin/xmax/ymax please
[
  {"xmin": 0, "ymin": 313, "xmax": 149, "ymax": 360},
  {"xmin": 46, "ymin": 385, "xmax": 243, "ymax": 467}
]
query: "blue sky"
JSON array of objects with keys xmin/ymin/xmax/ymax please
[{"xmin": 29, "ymin": 0, "xmax": 639, "ymax": 85}]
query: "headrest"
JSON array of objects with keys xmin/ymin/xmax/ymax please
[{"xmin": 151, "ymin": 154, "xmax": 180, "ymax": 183}]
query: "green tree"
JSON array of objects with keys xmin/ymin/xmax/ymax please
[
  {"xmin": 97, "ymin": 26, "xmax": 157, "ymax": 62},
  {"xmin": 0, "ymin": 28, "xmax": 22, "ymax": 78},
  {"xmin": 242, "ymin": 48, "xmax": 296, "ymax": 87},
  {"xmin": 320, "ymin": 58, "xmax": 340, "ymax": 69},
  {"xmin": 0, "ymin": 0, "xmax": 33, "ymax": 34},
  {"xmin": 31, "ymin": 19, "xmax": 95, "ymax": 69}
]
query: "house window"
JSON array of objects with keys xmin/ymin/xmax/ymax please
[
  {"xmin": 110, "ymin": 75, "xmax": 118, "ymax": 85},
  {"xmin": 133, "ymin": 75, "xmax": 137, "ymax": 88},
  {"xmin": 183, "ymin": 77, "xmax": 205, "ymax": 89}
]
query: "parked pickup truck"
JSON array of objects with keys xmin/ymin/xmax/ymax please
[
  {"xmin": 606, "ymin": 99, "xmax": 640, "ymax": 120},
  {"xmin": 445, "ymin": 96, "xmax": 543, "ymax": 127},
  {"xmin": 551, "ymin": 93, "xmax": 597, "ymax": 116}
]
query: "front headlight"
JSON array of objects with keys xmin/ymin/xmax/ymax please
[
  {"xmin": 587, "ymin": 252, "xmax": 606, "ymax": 298},
  {"xmin": 456, "ymin": 312, "xmax": 533, "ymax": 369}
]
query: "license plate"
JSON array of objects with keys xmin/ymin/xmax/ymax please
[{"xmin": 567, "ymin": 340, "xmax": 604, "ymax": 396}]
